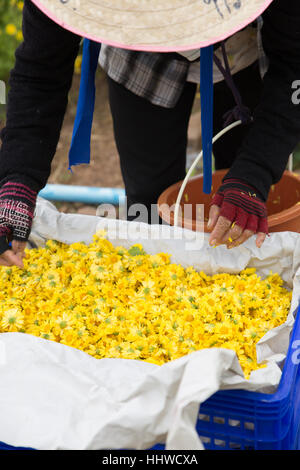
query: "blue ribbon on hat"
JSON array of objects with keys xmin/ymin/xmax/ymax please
[
  {"xmin": 200, "ymin": 45, "xmax": 214, "ymax": 195},
  {"xmin": 69, "ymin": 39, "xmax": 214, "ymax": 194},
  {"xmin": 68, "ymin": 38, "xmax": 101, "ymax": 169}
]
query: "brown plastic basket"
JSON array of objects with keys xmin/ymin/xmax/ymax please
[{"xmin": 158, "ymin": 170, "xmax": 300, "ymax": 233}]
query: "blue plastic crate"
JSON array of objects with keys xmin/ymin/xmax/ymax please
[
  {"xmin": 154, "ymin": 306, "xmax": 300, "ymax": 450},
  {"xmin": 193, "ymin": 305, "xmax": 300, "ymax": 450},
  {"xmin": 1, "ymin": 307, "xmax": 300, "ymax": 451}
]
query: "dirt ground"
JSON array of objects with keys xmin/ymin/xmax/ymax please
[
  {"xmin": 47, "ymin": 70, "xmax": 123, "ymax": 215},
  {"xmin": 49, "ymin": 71, "xmax": 122, "ymax": 188},
  {"xmin": 0, "ymin": 68, "xmax": 200, "ymax": 216}
]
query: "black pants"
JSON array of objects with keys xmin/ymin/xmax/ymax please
[{"xmin": 107, "ymin": 62, "xmax": 263, "ymax": 221}]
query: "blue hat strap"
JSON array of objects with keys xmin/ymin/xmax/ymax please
[
  {"xmin": 68, "ymin": 39, "xmax": 101, "ymax": 170},
  {"xmin": 69, "ymin": 39, "xmax": 214, "ymax": 195},
  {"xmin": 200, "ymin": 45, "xmax": 214, "ymax": 195}
]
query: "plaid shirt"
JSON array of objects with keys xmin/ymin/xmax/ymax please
[
  {"xmin": 99, "ymin": 21, "xmax": 267, "ymax": 109},
  {"xmin": 99, "ymin": 47, "xmax": 190, "ymax": 108}
]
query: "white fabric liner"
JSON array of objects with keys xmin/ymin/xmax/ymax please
[{"xmin": 0, "ymin": 198, "xmax": 299, "ymax": 450}]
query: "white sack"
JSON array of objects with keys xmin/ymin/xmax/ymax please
[{"xmin": 0, "ymin": 197, "xmax": 299, "ymax": 450}]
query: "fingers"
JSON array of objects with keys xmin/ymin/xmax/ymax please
[
  {"xmin": 0, "ymin": 256, "xmax": 14, "ymax": 267},
  {"xmin": 207, "ymin": 205, "xmax": 220, "ymax": 231},
  {"xmin": 0, "ymin": 249, "xmax": 24, "ymax": 268},
  {"xmin": 207, "ymin": 181, "xmax": 268, "ymax": 249},
  {"xmin": 11, "ymin": 240, "xmax": 27, "ymax": 259},
  {"xmin": 208, "ymin": 216, "xmax": 267, "ymax": 250},
  {"xmin": 219, "ymin": 222, "xmax": 243, "ymax": 246},
  {"xmin": 256, "ymin": 232, "xmax": 267, "ymax": 248},
  {"xmin": 209, "ymin": 215, "xmax": 232, "ymax": 246},
  {"xmin": 227, "ymin": 229, "xmax": 255, "ymax": 249},
  {"xmin": 0, "ymin": 235, "xmax": 26, "ymax": 268}
]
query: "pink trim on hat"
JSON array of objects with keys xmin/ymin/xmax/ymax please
[{"xmin": 30, "ymin": 0, "xmax": 273, "ymax": 52}]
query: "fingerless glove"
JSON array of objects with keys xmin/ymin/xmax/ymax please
[
  {"xmin": 0, "ymin": 182, "xmax": 37, "ymax": 255},
  {"xmin": 210, "ymin": 178, "xmax": 268, "ymax": 234}
]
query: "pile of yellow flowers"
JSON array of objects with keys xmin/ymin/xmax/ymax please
[{"xmin": 0, "ymin": 232, "xmax": 292, "ymax": 378}]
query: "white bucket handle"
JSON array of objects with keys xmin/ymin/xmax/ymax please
[
  {"xmin": 173, "ymin": 122, "xmax": 295, "ymax": 227},
  {"xmin": 174, "ymin": 120, "xmax": 242, "ymax": 226}
]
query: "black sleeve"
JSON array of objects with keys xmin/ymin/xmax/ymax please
[
  {"xmin": 0, "ymin": 0, "xmax": 81, "ymax": 192},
  {"xmin": 225, "ymin": 0, "xmax": 300, "ymax": 201}
]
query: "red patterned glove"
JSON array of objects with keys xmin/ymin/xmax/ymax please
[
  {"xmin": 0, "ymin": 182, "xmax": 37, "ymax": 255},
  {"xmin": 210, "ymin": 178, "xmax": 268, "ymax": 234}
]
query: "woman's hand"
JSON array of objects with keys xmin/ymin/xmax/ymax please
[
  {"xmin": 207, "ymin": 178, "xmax": 268, "ymax": 249},
  {"xmin": 0, "ymin": 182, "xmax": 37, "ymax": 268}
]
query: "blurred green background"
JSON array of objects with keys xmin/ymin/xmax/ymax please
[
  {"xmin": 0, "ymin": 0, "xmax": 23, "ymax": 81},
  {"xmin": 0, "ymin": 0, "xmax": 82, "ymax": 119}
]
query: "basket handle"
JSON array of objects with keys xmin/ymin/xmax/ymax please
[
  {"xmin": 173, "ymin": 120, "xmax": 242, "ymax": 227},
  {"xmin": 173, "ymin": 122, "xmax": 295, "ymax": 227}
]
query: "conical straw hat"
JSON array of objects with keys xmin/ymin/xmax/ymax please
[{"xmin": 31, "ymin": 0, "xmax": 273, "ymax": 51}]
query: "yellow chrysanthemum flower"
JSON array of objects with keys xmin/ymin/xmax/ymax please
[
  {"xmin": 0, "ymin": 234, "xmax": 292, "ymax": 379},
  {"xmin": 1, "ymin": 308, "xmax": 24, "ymax": 331}
]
